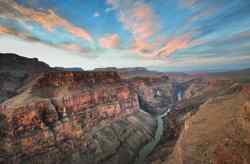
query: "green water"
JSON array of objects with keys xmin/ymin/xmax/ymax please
[{"xmin": 134, "ymin": 111, "xmax": 168, "ymax": 164}]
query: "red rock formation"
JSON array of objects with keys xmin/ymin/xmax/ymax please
[
  {"xmin": 164, "ymin": 84, "xmax": 250, "ymax": 164},
  {"xmin": 35, "ymin": 71, "xmax": 121, "ymax": 88},
  {"xmin": 0, "ymin": 54, "xmax": 176, "ymax": 164},
  {"xmin": 0, "ymin": 70, "xmax": 157, "ymax": 164},
  {"xmin": 130, "ymin": 76, "xmax": 174, "ymax": 114}
]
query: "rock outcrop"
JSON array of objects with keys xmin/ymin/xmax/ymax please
[
  {"xmin": 130, "ymin": 76, "xmax": 174, "ymax": 114},
  {"xmin": 0, "ymin": 70, "xmax": 157, "ymax": 164},
  {"xmin": 0, "ymin": 53, "xmax": 50, "ymax": 103},
  {"xmin": 182, "ymin": 78, "xmax": 233, "ymax": 100},
  {"xmin": 0, "ymin": 53, "xmax": 183, "ymax": 164},
  {"xmin": 165, "ymin": 84, "xmax": 250, "ymax": 164}
]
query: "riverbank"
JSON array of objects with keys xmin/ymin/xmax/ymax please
[
  {"xmin": 146, "ymin": 111, "xmax": 181, "ymax": 163},
  {"xmin": 134, "ymin": 109, "xmax": 171, "ymax": 164}
]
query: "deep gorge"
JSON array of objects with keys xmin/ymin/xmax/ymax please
[
  {"xmin": 2, "ymin": 53, "xmax": 249, "ymax": 164},
  {"xmin": 0, "ymin": 57, "xmax": 176, "ymax": 164}
]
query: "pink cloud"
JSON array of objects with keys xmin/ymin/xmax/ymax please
[
  {"xmin": 60, "ymin": 43, "xmax": 88, "ymax": 53},
  {"xmin": 99, "ymin": 34, "xmax": 120, "ymax": 49},
  {"xmin": 13, "ymin": 4, "xmax": 93, "ymax": 42},
  {"xmin": 0, "ymin": 26, "xmax": 12, "ymax": 34},
  {"xmin": 107, "ymin": 0, "xmax": 160, "ymax": 52},
  {"xmin": 106, "ymin": 0, "xmax": 197, "ymax": 58},
  {"xmin": 0, "ymin": 26, "xmax": 33, "ymax": 40},
  {"xmin": 63, "ymin": 44, "xmax": 82, "ymax": 51},
  {"xmin": 133, "ymin": 39, "xmax": 155, "ymax": 53},
  {"xmin": 156, "ymin": 34, "xmax": 193, "ymax": 57}
]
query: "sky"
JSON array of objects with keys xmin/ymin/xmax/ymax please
[{"xmin": 0, "ymin": 0, "xmax": 250, "ymax": 72}]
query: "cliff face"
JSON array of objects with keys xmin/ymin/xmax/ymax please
[
  {"xmin": 165, "ymin": 84, "xmax": 250, "ymax": 164},
  {"xmin": 0, "ymin": 53, "xmax": 176, "ymax": 164},
  {"xmin": 147, "ymin": 73, "xmax": 250, "ymax": 164},
  {"xmin": 181, "ymin": 78, "xmax": 233, "ymax": 100},
  {"xmin": 130, "ymin": 76, "xmax": 174, "ymax": 114},
  {"xmin": 0, "ymin": 71, "xmax": 156, "ymax": 164},
  {"xmin": 0, "ymin": 53, "xmax": 50, "ymax": 103}
]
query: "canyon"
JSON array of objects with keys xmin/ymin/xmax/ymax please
[
  {"xmin": 1, "ymin": 53, "xmax": 250, "ymax": 164},
  {"xmin": 0, "ymin": 53, "xmax": 174, "ymax": 164}
]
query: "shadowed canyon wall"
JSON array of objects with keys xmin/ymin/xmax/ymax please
[{"xmin": 0, "ymin": 54, "xmax": 174, "ymax": 164}]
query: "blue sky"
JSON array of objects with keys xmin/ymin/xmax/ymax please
[{"xmin": 0, "ymin": 0, "xmax": 250, "ymax": 72}]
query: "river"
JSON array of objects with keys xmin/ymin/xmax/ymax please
[
  {"xmin": 135, "ymin": 89, "xmax": 183, "ymax": 164},
  {"xmin": 134, "ymin": 108, "xmax": 170, "ymax": 164}
]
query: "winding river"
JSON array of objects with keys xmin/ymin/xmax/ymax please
[
  {"xmin": 135, "ymin": 89, "xmax": 183, "ymax": 164},
  {"xmin": 135, "ymin": 109, "xmax": 170, "ymax": 164}
]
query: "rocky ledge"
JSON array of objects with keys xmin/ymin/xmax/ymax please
[
  {"xmin": 0, "ymin": 53, "xmax": 177, "ymax": 164},
  {"xmin": 0, "ymin": 69, "xmax": 170, "ymax": 164},
  {"xmin": 129, "ymin": 76, "xmax": 174, "ymax": 114}
]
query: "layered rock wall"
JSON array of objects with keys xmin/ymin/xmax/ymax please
[
  {"xmin": 0, "ymin": 71, "xmax": 156, "ymax": 164},
  {"xmin": 130, "ymin": 76, "xmax": 174, "ymax": 114}
]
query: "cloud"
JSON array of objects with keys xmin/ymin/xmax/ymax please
[
  {"xmin": 156, "ymin": 33, "xmax": 193, "ymax": 57},
  {"xmin": 133, "ymin": 39, "xmax": 156, "ymax": 53},
  {"xmin": 99, "ymin": 34, "xmax": 120, "ymax": 49},
  {"xmin": 0, "ymin": 0, "xmax": 21, "ymax": 19},
  {"xmin": 60, "ymin": 43, "xmax": 90, "ymax": 53},
  {"xmin": 0, "ymin": 25, "xmax": 90, "ymax": 55},
  {"xmin": 0, "ymin": 35, "xmax": 168, "ymax": 70},
  {"xmin": 106, "ymin": 0, "xmax": 193, "ymax": 58},
  {"xmin": 106, "ymin": 0, "xmax": 160, "ymax": 53},
  {"xmin": 0, "ymin": 25, "xmax": 43, "ymax": 42},
  {"xmin": 177, "ymin": 0, "xmax": 221, "ymax": 37},
  {"xmin": 186, "ymin": 30, "xmax": 250, "ymax": 55},
  {"xmin": 14, "ymin": 6, "xmax": 93, "ymax": 42},
  {"xmin": 207, "ymin": 31, "xmax": 250, "ymax": 47},
  {"xmin": 179, "ymin": 0, "xmax": 250, "ymax": 42},
  {"xmin": 184, "ymin": 7, "xmax": 218, "ymax": 29},
  {"xmin": 0, "ymin": 0, "xmax": 93, "ymax": 42},
  {"xmin": 0, "ymin": 26, "xmax": 12, "ymax": 34},
  {"xmin": 170, "ymin": 55, "xmax": 250, "ymax": 68}
]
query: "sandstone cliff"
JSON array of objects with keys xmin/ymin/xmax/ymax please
[
  {"xmin": 164, "ymin": 84, "xmax": 250, "ymax": 164},
  {"xmin": 0, "ymin": 70, "xmax": 159, "ymax": 164},
  {"xmin": 147, "ymin": 72, "xmax": 250, "ymax": 164},
  {"xmin": 0, "ymin": 53, "xmax": 178, "ymax": 164},
  {"xmin": 130, "ymin": 76, "xmax": 174, "ymax": 114}
]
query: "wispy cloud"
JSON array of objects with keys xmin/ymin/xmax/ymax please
[
  {"xmin": 0, "ymin": 0, "xmax": 96, "ymax": 56},
  {"xmin": 156, "ymin": 33, "xmax": 193, "ymax": 57},
  {"xmin": 0, "ymin": 0, "xmax": 93, "ymax": 42},
  {"xmin": 60, "ymin": 43, "xmax": 90, "ymax": 53},
  {"xmin": 1, "ymin": 0, "xmax": 250, "ymax": 71},
  {"xmin": 0, "ymin": 26, "xmax": 12, "ymax": 34},
  {"xmin": 106, "ymin": 0, "xmax": 198, "ymax": 58},
  {"xmin": 14, "ymin": 6, "xmax": 93, "ymax": 42},
  {"xmin": 107, "ymin": 0, "xmax": 160, "ymax": 53},
  {"xmin": 0, "ymin": 25, "xmax": 43, "ymax": 42},
  {"xmin": 99, "ymin": 34, "xmax": 120, "ymax": 49}
]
